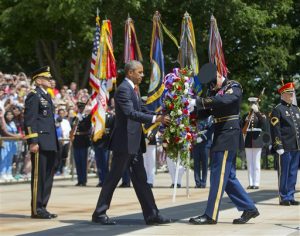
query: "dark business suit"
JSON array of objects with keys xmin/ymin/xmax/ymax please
[{"xmin": 93, "ymin": 79, "xmax": 159, "ymax": 220}]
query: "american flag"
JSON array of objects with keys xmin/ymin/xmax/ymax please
[{"xmin": 89, "ymin": 16, "xmax": 108, "ymax": 142}]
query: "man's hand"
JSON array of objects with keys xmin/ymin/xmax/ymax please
[
  {"xmin": 276, "ymin": 149, "xmax": 284, "ymax": 155},
  {"xmin": 156, "ymin": 115, "xmax": 171, "ymax": 126},
  {"xmin": 30, "ymin": 143, "xmax": 39, "ymax": 153},
  {"xmin": 251, "ymin": 104, "xmax": 259, "ymax": 113}
]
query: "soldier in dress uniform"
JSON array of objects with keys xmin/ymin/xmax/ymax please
[
  {"xmin": 270, "ymin": 82, "xmax": 300, "ymax": 206},
  {"xmin": 189, "ymin": 63, "xmax": 259, "ymax": 225},
  {"xmin": 24, "ymin": 66, "xmax": 59, "ymax": 219},
  {"xmin": 71, "ymin": 101, "xmax": 92, "ymax": 186},
  {"xmin": 93, "ymin": 106, "xmax": 115, "ymax": 187},
  {"xmin": 191, "ymin": 114, "xmax": 214, "ymax": 188},
  {"xmin": 242, "ymin": 97, "xmax": 267, "ymax": 189}
]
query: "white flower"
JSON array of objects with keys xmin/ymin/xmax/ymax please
[
  {"xmin": 184, "ymin": 89, "xmax": 188, "ymax": 94},
  {"xmin": 170, "ymin": 127, "xmax": 175, "ymax": 133},
  {"xmin": 179, "ymin": 124, "xmax": 184, "ymax": 129},
  {"xmin": 184, "ymin": 82, "xmax": 189, "ymax": 88},
  {"xmin": 177, "ymin": 110, "xmax": 182, "ymax": 115},
  {"xmin": 170, "ymin": 111, "xmax": 175, "ymax": 116}
]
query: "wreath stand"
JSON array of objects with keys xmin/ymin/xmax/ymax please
[{"xmin": 172, "ymin": 151, "xmax": 190, "ymax": 203}]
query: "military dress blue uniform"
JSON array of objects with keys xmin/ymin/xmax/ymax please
[
  {"xmin": 72, "ymin": 111, "xmax": 92, "ymax": 186},
  {"xmin": 24, "ymin": 66, "xmax": 59, "ymax": 219},
  {"xmin": 270, "ymin": 82, "xmax": 300, "ymax": 205},
  {"xmin": 192, "ymin": 115, "xmax": 213, "ymax": 188},
  {"xmin": 190, "ymin": 71, "xmax": 259, "ymax": 224},
  {"xmin": 242, "ymin": 98, "xmax": 267, "ymax": 189},
  {"xmin": 93, "ymin": 110, "xmax": 114, "ymax": 187}
]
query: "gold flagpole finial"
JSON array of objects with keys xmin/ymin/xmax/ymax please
[{"xmin": 280, "ymin": 75, "xmax": 284, "ymax": 86}]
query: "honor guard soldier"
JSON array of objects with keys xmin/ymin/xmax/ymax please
[
  {"xmin": 71, "ymin": 101, "xmax": 92, "ymax": 186},
  {"xmin": 270, "ymin": 82, "xmax": 300, "ymax": 206},
  {"xmin": 242, "ymin": 97, "xmax": 267, "ymax": 189},
  {"xmin": 189, "ymin": 63, "xmax": 259, "ymax": 225},
  {"xmin": 24, "ymin": 66, "xmax": 59, "ymax": 219}
]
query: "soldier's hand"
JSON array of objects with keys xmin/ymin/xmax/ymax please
[
  {"xmin": 276, "ymin": 149, "xmax": 284, "ymax": 155},
  {"xmin": 30, "ymin": 143, "xmax": 39, "ymax": 153},
  {"xmin": 251, "ymin": 104, "xmax": 259, "ymax": 113}
]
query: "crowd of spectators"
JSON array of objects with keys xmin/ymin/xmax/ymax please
[{"xmin": 0, "ymin": 70, "xmax": 91, "ymax": 182}]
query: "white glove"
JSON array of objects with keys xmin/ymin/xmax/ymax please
[
  {"xmin": 276, "ymin": 149, "xmax": 284, "ymax": 155},
  {"xmin": 251, "ymin": 104, "xmax": 259, "ymax": 113},
  {"xmin": 77, "ymin": 113, "xmax": 83, "ymax": 121},
  {"xmin": 196, "ymin": 137, "xmax": 203, "ymax": 143},
  {"xmin": 188, "ymin": 99, "xmax": 196, "ymax": 112}
]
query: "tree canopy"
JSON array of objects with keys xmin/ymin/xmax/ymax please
[{"xmin": 0, "ymin": 0, "xmax": 299, "ymax": 112}]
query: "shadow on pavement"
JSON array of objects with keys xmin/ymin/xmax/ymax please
[{"xmin": 16, "ymin": 190, "xmax": 285, "ymax": 236}]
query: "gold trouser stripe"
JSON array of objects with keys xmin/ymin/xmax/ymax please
[
  {"xmin": 278, "ymin": 154, "xmax": 281, "ymax": 203},
  {"xmin": 212, "ymin": 150, "xmax": 228, "ymax": 221},
  {"xmin": 33, "ymin": 152, "xmax": 39, "ymax": 215}
]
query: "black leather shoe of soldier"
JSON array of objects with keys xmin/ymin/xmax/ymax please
[
  {"xmin": 119, "ymin": 182, "xmax": 130, "ymax": 188},
  {"xmin": 290, "ymin": 200, "xmax": 299, "ymax": 205},
  {"xmin": 280, "ymin": 200, "xmax": 290, "ymax": 206},
  {"xmin": 189, "ymin": 214, "xmax": 217, "ymax": 225},
  {"xmin": 43, "ymin": 208, "xmax": 58, "ymax": 218},
  {"xmin": 31, "ymin": 209, "xmax": 52, "ymax": 219},
  {"xmin": 145, "ymin": 214, "xmax": 172, "ymax": 225},
  {"xmin": 92, "ymin": 214, "xmax": 116, "ymax": 225},
  {"xmin": 232, "ymin": 209, "xmax": 260, "ymax": 224}
]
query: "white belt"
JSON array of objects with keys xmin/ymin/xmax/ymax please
[{"xmin": 246, "ymin": 128, "xmax": 262, "ymax": 132}]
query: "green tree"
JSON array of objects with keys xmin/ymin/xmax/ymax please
[{"xmin": 0, "ymin": 0, "xmax": 298, "ymax": 113}]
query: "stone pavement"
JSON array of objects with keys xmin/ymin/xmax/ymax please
[{"xmin": 0, "ymin": 170, "xmax": 299, "ymax": 236}]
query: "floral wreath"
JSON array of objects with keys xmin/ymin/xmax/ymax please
[{"xmin": 159, "ymin": 68, "xmax": 196, "ymax": 165}]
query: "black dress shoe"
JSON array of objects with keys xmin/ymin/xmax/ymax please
[
  {"xmin": 31, "ymin": 209, "xmax": 52, "ymax": 219},
  {"xmin": 119, "ymin": 183, "xmax": 130, "ymax": 188},
  {"xmin": 145, "ymin": 214, "xmax": 172, "ymax": 225},
  {"xmin": 232, "ymin": 209, "xmax": 260, "ymax": 224},
  {"xmin": 247, "ymin": 186, "xmax": 254, "ymax": 189},
  {"xmin": 96, "ymin": 183, "xmax": 103, "ymax": 187},
  {"xmin": 252, "ymin": 186, "xmax": 259, "ymax": 189},
  {"xmin": 43, "ymin": 208, "xmax": 58, "ymax": 218},
  {"xmin": 148, "ymin": 183, "xmax": 153, "ymax": 188},
  {"xmin": 280, "ymin": 200, "xmax": 290, "ymax": 206},
  {"xmin": 170, "ymin": 184, "xmax": 181, "ymax": 188},
  {"xmin": 290, "ymin": 200, "xmax": 300, "ymax": 205},
  {"xmin": 92, "ymin": 214, "xmax": 116, "ymax": 225},
  {"xmin": 189, "ymin": 214, "xmax": 217, "ymax": 225}
]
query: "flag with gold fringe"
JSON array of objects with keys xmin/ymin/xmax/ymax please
[
  {"xmin": 143, "ymin": 11, "xmax": 166, "ymax": 134},
  {"xmin": 89, "ymin": 15, "xmax": 108, "ymax": 142},
  {"xmin": 178, "ymin": 12, "xmax": 201, "ymax": 96},
  {"xmin": 124, "ymin": 16, "xmax": 143, "ymax": 63},
  {"xmin": 209, "ymin": 15, "xmax": 228, "ymax": 78},
  {"xmin": 97, "ymin": 19, "xmax": 117, "ymax": 92}
]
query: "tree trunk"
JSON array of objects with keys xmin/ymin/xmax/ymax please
[
  {"xmin": 40, "ymin": 39, "xmax": 63, "ymax": 86},
  {"xmin": 81, "ymin": 58, "xmax": 91, "ymax": 89}
]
